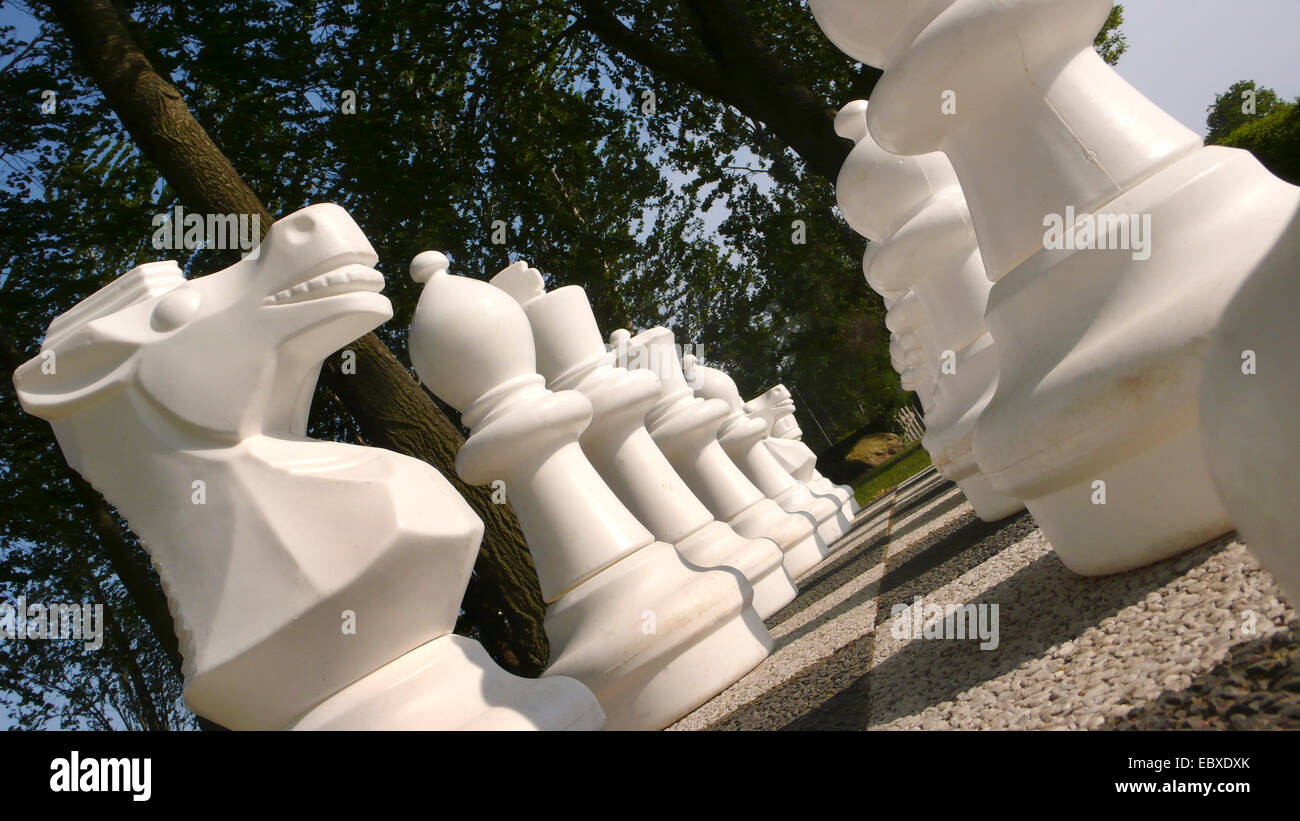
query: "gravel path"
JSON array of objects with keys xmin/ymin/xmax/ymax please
[{"xmin": 671, "ymin": 467, "xmax": 1297, "ymax": 731}]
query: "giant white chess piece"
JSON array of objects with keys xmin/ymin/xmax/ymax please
[
  {"xmin": 487, "ymin": 262, "xmax": 797, "ymax": 619},
  {"xmin": 812, "ymin": 0, "xmax": 1300, "ymax": 573},
  {"xmin": 12, "ymin": 204, "xmax": 606, "ymax": 731},
  {"xmin": 683, "ymin": 356, "xmax": 851, "ymax": 546},
  {"xmin": 614, "ymin": 326, "xmax": 831, "ymax": 578},
  {"xmin": 745, "ymin": 385, "xmax": 860, "ymax": 519},
  {"xmin": 834, "ymin": 99, "xmax": 1023, "ymax": 522},
  {"xmin": 1199, "ymin": 214, "xmax": 1300, "ymax": 605},
  {"xmin": 406, "ymin": 252, "xmax": 773, "ymax": 730}
]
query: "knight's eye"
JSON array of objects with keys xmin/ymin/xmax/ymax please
[{"xmin": 151, "ymin": 288, "xmax": 201, "ymax": 332}]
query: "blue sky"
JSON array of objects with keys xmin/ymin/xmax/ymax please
[{"xmin": 1114, "ymin": 0, "xmax": 1300, "ymax": 135}]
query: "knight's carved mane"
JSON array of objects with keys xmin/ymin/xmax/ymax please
[{"xmin": 43, "ymin": 261, "xmax": 184, "ymax": 349}]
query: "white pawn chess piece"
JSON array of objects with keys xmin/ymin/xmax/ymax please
[
  {"xmin": 1199, "ymin": 215, "xmax": 1300, "ymax": 605},
  {"xmin": 835, "ymin": 99, "xmax": 1023, "ymax": 522},
  {"xmin": 487, "ymin": 262, "xmax": 797, "ymax": 619},
  {"xmin": 812, "ymin": 0, "xmax": 1300, "ymax": 573},
  {"xmin": 745, "ymin": 385, "xmax": 860, "ymax": 519},
  {"xmin": 683, "ymin": 356, "xmax": 851, "ymax": 547},
  {"xmin": 615, "ymin": 326, "xmax": 831, "ymax": 578},
  {"xmin": 406, "ymin": 252, "xmax": 772, "ymax": 730},
  {"xmin": 11, "ymin": 204, "xmax": 605, "ymax": 731}
]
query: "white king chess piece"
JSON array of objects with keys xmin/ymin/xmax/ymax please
[
  {"xmin": 683, "ymin": 355, "xmax": 852, "ymax": 547},
  {"xmin": 834, "ymin": 99, "xmax": 1024, "ymax": 522},
  {"xmin": 614, "ymin": 326, "xmax": 830, "ymax": 579},
  {"xmin": 12, "ymin": 204, "xmax": 605, "ymax": 731},
  {"xmin": 744, "ymin": 385, "xmax": 860, "ymax": 520},
  {"xmin": 406, "ymin": 252, "xmax": 773, "ymax": 730},
  {"xmin": 487, "ymin": 262, "xmax": 797, "ymax": 619},
  {"xmin": 812, "ymin": 0, "xmax": 1300, "ymax": 573}
]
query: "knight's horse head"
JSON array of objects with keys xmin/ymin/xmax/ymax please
[
  {"xmin": 744, "ymin": 384, "xmax": 798, "ymax": 438},
  {"xmin": 13, "ymin": 204, "xmax": 391, "ymax": 452}
]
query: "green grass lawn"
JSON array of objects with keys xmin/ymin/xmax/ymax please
[{"xmin": 852, "ymin": 442, "xmax": 933, "ymax": 507}]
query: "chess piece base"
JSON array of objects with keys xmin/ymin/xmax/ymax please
[
  {"xmin": 729, "ymin": 498, "xmax": 829, "ymax": 578},
  {"xmin": 812, "ymin": 474, "xmax": 858, "ymax": 517},
  {"xmin": 290, "ymin": 634, "xmax": 606, "ymax": 730},
  {"xmin": 676, "ymin": 520, "xmax": 796, "ymax": 619},
  {"xmin": 1026, "ymin": 425, "xmax": 1230, "ymax": 576},
  {"xmin": 773, "ymin": 482, "xmax": 849, "ymax": 546},
  {"xmin": 975, "ymin": 147, "xmax": 1287, "ymax": 573},
  {"xmin": 544, "ymin": 540, "xmax": 772, "ymax": 730},
  {"xmin": 955, "ymin": 473, "xmax": 1026, "ymax": 524}
]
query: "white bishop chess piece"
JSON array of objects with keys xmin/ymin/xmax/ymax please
[
  {"xmin": 487, "ymin": 262, "xmax": 796, "ymax": 619},
  {"xmin": 812, "ymin": 0, "xmax": 1300, "ymax": 573},
  {"xmin": 613, "ymin": 326, "xmax": 831, "ymax": 579},
  {"xmin": 834, "ymin": 98, "xmax": 1023, "ymax": 522},
  {"xmin": 406, "ymin": 252, "xmax": 773, "ymax": 730},
  {"xmin": 744, "ymin": 385, "xmax": 860, "ymax": 520},
  {"xmin": 12, "ymin": 204, "xmax": 606, "ymax": 731},
  {"xmin": 682, "ymin": 355, "xmax": 852, "ymax": 547}
]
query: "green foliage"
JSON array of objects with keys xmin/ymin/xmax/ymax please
[
  {"xmin": 1206, "ymin": 80, "xmax": 1285, "ymax": 145},
  {"xmin": 1218, "ymin": 102, "xmax": 1300, "ymax": 185},
  {"xmin": 1205, "ymin": 80, "xmax": 1299, "ymax": 185},
  {"xmin": 1094, "ymin": 4, "xmax": 1128, "ymax": 66}
]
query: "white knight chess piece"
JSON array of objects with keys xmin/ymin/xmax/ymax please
[
  {"xmin": 683, "ymin": 356, "xmax": 851, "ymax": 547},
  {"xmin": 12, "ymin": 204, "xmax": 605, "ymax": 731},
  {"xmin": 406, "ymin": 252, "xmax": 772, "ymax": 730},
  {"xmin": 487, "ymin": 262, "xmax": 796, "ymax": 619},
  {"xmin": 812, "ymin": 0, "xmax": 1300, "ymax": 574}
]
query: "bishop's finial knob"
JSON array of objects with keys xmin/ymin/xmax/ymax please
[{"xmin": 408, "ymin": 254, "xmax": 540, "ymax": 415}]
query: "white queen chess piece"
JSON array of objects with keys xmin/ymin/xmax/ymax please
[
  {"xmin": 614, "ymin": 326, "xmax": 832, "ymax": 579},
  {"xmin": 406, "ymin": 252, "xmax": 773, "ymax": 730},
  {"xmin": 745, "ymin": 385, "xmax": 860, "ymax": 520},
  {"xmin": 12, "ymin": 204, "xmax": 606, "ymax": 731},
  {"xmin": 683, "ymin": 355, "xmax": 851, "ymax": 547},
  {"xmin": 487, "ymin": 262, "xmax": 797, "ymax": 619},
  {"xmin": 812, "ymin": 0, "xmax": 1300, "ymax": 573},
  {"xmin": 834, "ymin": 99, "xmax": 1023, "ymax": 522}
]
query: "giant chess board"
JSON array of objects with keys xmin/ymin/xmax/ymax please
[{"xmin": 675, "ymin": 468, "xmax": 1298, "ymax": 730}]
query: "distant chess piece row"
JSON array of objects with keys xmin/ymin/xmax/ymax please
[
  {"xmin": 683, "ymin": 355, "xmax": 852, "ymax": 546},
  {"xmin": 13, "ymin": 205, "xmax": 605, "ymax": 730},
  {"xmin": 745, "ymin": 385, "xmax": 860, "ymax": 521},
  {"xmin": 812, "ymin": 0, "xmax": 1300, "ymax": 575},
  {"xmin": 834, "ymin": 98, "xmax": 1024, "ymax": 522},
  {"xmin": 407, "ymin": 253, "xmax": 773, "ymax": 730},
  {"xmin": 613, "ymin": 326, "xmax": 833, "ymax": 579},
  {"xmin": 487, "ymin": 262, "xmax": 797, "ymax": 620}
]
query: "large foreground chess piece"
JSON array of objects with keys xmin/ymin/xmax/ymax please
[
  {"xmin": 1200, "ymin": 216, "xmax": 1300, "ymax": 604},
  {"xmin": 407, "ymin": 253, "xmax": 772, "ymax": 730},
  {"xmin": 614, "ymin": 326, "xmax": 831, "ymax": 578},
  {"xmin": 487, "ymin": 262, "xmax": 796, "ymax": 619},
  {"xmin": 745, "ymin": 385, "xmax": 860, "ymax": 519},
  {"xmin": 683, "ymin": 356, "xmax": 851, "ymax": 546},
  {"xmin": 835, "ymin": 99, "xmax": 1023, "ymax": 522},
  {"xmin": 12, "ymin": 205, "xmax": 605, "ymax": 730},
  {"xmin": 812, "ymin": 0, "xmax": 1300, "ymax": 573}
]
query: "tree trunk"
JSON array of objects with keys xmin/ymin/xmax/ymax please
[{"xmin": 44, "ymin": 0, "xmax": 550, "ymax": 676}]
